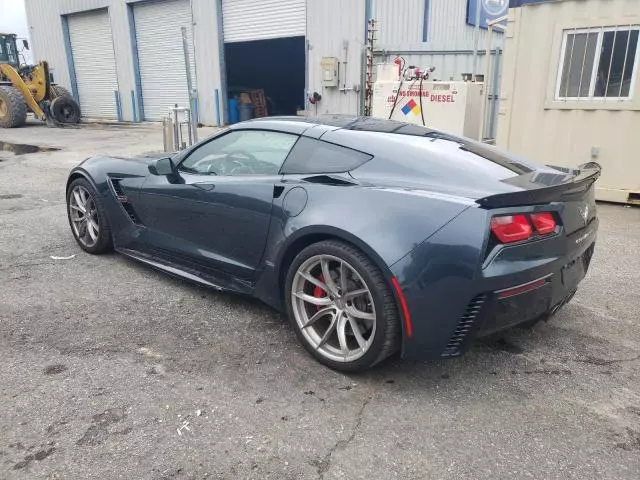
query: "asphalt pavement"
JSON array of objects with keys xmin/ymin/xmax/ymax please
[{"xmin": 1, "ymin": 122, "xmax": 639, "ymax": 479}]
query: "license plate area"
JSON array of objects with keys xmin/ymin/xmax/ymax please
[{"xmin": 562, "ymin": 255, "xmax": 586, "ymax": 289}]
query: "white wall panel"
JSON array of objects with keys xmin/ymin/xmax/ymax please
[
  {"xmin": 67, "ymin": 9, "xmax": 118, "ymax": 118},
  {"xmin": 307, "ymin": 0, "xmax": 365, "ymax": 115},
  {"xmin": 222, "ymin": 0, "xmax": 306, "ymax": 43},
  {"xmin": 133, "ymin": 0, "xmax": 195, "ymax": 121}
]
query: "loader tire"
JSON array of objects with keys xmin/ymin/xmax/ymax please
[
  {"xmin": 0, "ymin": 86, "xmax": 28, "ymax": 128},
  {"xmin": 51, "ymin": 96, "xmax": 81, "ymax": 124},
  {"xmin": 51, "ymin": 85, "xmax": 73, "ymax": 100}
]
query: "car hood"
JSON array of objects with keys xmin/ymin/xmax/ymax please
[{"xmin": 75, "ymin": 152, "xmax": 172, "ymax": 176}]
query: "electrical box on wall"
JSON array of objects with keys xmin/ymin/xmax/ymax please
[{"xmin": 320, "ymin": 57, "xmax": 339, "ymax": 87}]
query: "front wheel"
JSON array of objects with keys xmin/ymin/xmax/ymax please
[
  {"xmin": 285, "ymin": 240, "xmax": 401, "ymax": 372},
  {"xmin": 66, "ymin": 178, "xmax": 113, "ymax": 254}
]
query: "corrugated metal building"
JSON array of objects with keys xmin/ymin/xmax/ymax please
[{"xmin": 24, "ymin": 0, "xmax": 504, "ymax": 124}]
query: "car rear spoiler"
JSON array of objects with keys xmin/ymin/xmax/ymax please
[{"xmin": 475, "ymin": 162, "xmax": 601, "ymax": 208}]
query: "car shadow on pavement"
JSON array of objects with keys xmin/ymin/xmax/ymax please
[{"xmin": 115, "ymin": 253, "xmax": 634, "ymax": 395}]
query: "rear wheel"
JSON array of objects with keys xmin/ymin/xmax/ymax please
[
  {"xmin": 0, "ymin": 86, "xmax": 28, "ymax": 128},
  {"xmin": 67, "ymin": 178, "xmax": 113, "ymax": 254},
  {"xmin": 285, "ymin": 240, "xmax": 401, "ymax": 372}
]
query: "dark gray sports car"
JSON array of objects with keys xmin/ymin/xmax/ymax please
[{"xmin": 66, "ymin": 115, "xmax": 599, "ymax": 371}]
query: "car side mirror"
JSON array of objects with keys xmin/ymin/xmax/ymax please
[
  {"xmin": 22, "ymin": 39, "xmax": 29, "ymax": 50},
  {"xmin": 148, "ymin": 157, "xmax": 175, "ymax": 176}
]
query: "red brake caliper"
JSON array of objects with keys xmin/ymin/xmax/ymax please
[{"xmin": 313, "ymin": 274, "xmax": 326, "ymax": 311}]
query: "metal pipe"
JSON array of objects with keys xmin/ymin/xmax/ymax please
[
  {"xmin": 114, "ymin": 90, "xmax": 122, "ymax": 122},
  {"xmin": 186, "ymin": 108, "xmax": 193, "ymax": 146},
  {"xmin": 374, "ymin": 48, "xmax": 501, "ymax": 56},
  {"xmin": 479, "ymin": 15, "xmax": 507, "ymax": 141},
  {"xmin": 488, "ymin": 47, "xmax": 502, "ymax": 139},
  {"xmin": 130, "ymin": 90, "xmax": 137, "ymax": 123},
  {"xmin": 472, "ymin": 0, "xmax": 481, "ymax": 78},
  {"xmin": 181, "ymin": 26, "xmax": 198, "ymax": 143},
  {"xmin": 479, "ymin": 26, "xmax": 493, "ymax": 140},
  {"xmin": 172, "ymin": 104, "xmax": 180, "ymax": 150},
  {"xmin": 214, "ymin": 88, "xmax": 221, "ymax": 126}
]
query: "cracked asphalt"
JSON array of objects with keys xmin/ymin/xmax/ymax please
[{"xmin": 1, "ymin": 122, "xmax": 640, "ymax": 479}]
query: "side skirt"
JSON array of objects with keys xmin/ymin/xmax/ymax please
[{"xmin": 118, "ymin": 247, "xmax": 237, "ymax": 292}]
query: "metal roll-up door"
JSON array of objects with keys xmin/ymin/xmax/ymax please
[
  {"xmin": 67, "ymin": 10, "xmax": 118, "ymax": 118},
  {"xmin": 133, "ymin": 0, "xmax": 196, "ymax": 121},
  {"xmin": 222, "ymin": 0, "xmax": 306, "ymax": 43}
]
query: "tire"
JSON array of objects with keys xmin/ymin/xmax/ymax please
[
  {"xmin": 66, "ymin": 178, "xmax": 113, "ymax": 254},
  {"xmin": 51, "ymin": 96, "xmax": 81, "ymax": 124},
  {"xmin": 0, "ymin": 86, "xmax": 28, "ymax": 128},
  {"xmin": 50, "ymin": 85, "xmax": 73, "ymax": 100},
  {"xmin": 285, "ymin": 240, "xmax": 401, "ymax": 372}
]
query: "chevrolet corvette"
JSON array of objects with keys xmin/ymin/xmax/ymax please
[{"xmin": 66, "ymin": 115, "xmax": 599, "ymax": 371}]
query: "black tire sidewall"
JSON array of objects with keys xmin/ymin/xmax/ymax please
[
  {"xmin": 0, "ymin": 86, "xmax": 28, "ymax": 128},
  {"xmin": 66, "ymin": 178, "xmax": 113, "ymax": 254},
  {"xmin": 51, "ymin": 96, "xmax": 81, "ymax": 124},
  {"xmin": 284, "ymin": 240, "xmax": 399, "ymax": 372}
]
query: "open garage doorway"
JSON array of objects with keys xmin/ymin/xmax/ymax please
[{"xmin": 224, "ymin": 36, "xmax": 306, "ymax": 119}]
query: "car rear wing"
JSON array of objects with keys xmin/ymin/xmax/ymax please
[{"xmin": 475, "ymin": 163, "xmax": 602, "ymax": 208}]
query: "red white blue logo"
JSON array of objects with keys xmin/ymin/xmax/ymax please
[{"xmin": 401, "ymin": 99, "xmax": 421, "ymax": 116}]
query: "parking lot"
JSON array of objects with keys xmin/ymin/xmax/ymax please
[{"xmin": 1, "ymin": 122, "xmax": 639, "ymax": 479}]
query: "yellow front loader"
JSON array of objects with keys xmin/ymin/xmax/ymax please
[{"xmin": 0, "ymin": 33, "xmax": 80, "ymax": 128}]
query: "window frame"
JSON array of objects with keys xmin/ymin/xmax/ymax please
[
  {"xmin": 177, "ymin": 128, "xmax": 300, "ymax": 177},
  {"xmin": 280, "ymin": 136, "xmax": 373, "ymax": 175},
  {"xmin": 555, "ymin": 25, "xmax": 640, "ymax": 102}
]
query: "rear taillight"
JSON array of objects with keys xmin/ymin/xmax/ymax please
[
  {"xmin": 530, "ymin": 212, "xmax": 556, "ymax": 235},
  {"xmin": 490, "ymin": 214, "xmax": 532, "ymax": 243},
  {"xmin": 490, "ymin": 212, "xmax": 557, "ymax": 244}
]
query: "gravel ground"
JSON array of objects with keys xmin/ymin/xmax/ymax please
[{"xmin": 1, "ymin": 122, "xmax": 639, "ymax": 480}]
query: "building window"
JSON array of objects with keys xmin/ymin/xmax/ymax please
[{"xmin": 556, "ymin": 26, "xmax": 640, "ymax": 100}]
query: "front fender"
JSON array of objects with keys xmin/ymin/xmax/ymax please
[{"xmin": 66, "ymin": 155, "xmax": 150, "ymax": 249}]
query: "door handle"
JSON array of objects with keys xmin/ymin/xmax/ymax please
[{"xmin": 193, "ymin": 183, "xmax": 215, "ymax": 191}]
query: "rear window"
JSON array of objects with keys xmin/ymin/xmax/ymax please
[{"xmin": 280, "ymin": 137, "xmax": 372, "ymax": 174}]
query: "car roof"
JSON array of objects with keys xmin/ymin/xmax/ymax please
[
  {"xmin": 233, "ymin": 115, "xmax": 466, "ymax": 151},
  {"xmin": 235, "ymin": 114, "xmax": 437, "ymax": 136}
]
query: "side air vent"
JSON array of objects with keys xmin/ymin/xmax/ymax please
[
  {"xmin": 302, "ymin": 175, "xmax": 356, "ymax": 186},
  {"xmin": 110, "ymin": 178, "xmax": 127, "ymax": 200},
  {"xmin": 441, "ymin": 294, "xmax": 487, "ymax": 357},
  {"xmin": 109, "ymin": 178, "xmax": 142, "ymax": 225}
]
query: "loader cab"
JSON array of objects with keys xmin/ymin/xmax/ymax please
[{"xmin": 0, "ymin": 34, "xmax": 25, "ymax": 70}]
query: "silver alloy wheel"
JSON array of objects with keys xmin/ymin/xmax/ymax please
[
  {"xmin": 68, "ymin": 185, "xmax": 99, "ymax": 248},
  {"xmin": 291, "ymin": 254, "xmax": 377, "ymax": 363}
]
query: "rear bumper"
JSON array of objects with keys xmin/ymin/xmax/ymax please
[
  {"xmin": 390, "ymin": 206, "xmax": 598, "ymax": 359},
  {"xmin": 441, "ymin": 251, "xmax": 590, "ymax": 357}
]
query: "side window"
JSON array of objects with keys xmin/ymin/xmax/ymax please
[
  {"xmin": 281, "ymin": 137, "xmax": 372, "ymax": 175},
  {"xmin": 179, "ymin": 130, "xmax": 298, "ymax": 176}
]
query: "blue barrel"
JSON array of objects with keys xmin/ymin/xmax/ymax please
[
  {"xmin": 238, "ymin": 103, "xmax": 254, "ymax": 122},
  {"xmin": 228, "ymin": 98, "xmax": 239, "ymax": 124}
]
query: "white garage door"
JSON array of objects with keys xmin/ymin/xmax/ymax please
[
  {"xmin": 222, "ymin": 0, "xmax": 306, "ymax": 43},
  {"xmin": 67, "ymin": 10, "xmax": 118, "ymax": 118},
  {"xmin": 134, "ymin": 0, "xmax": 196, "ymax": 121}
]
